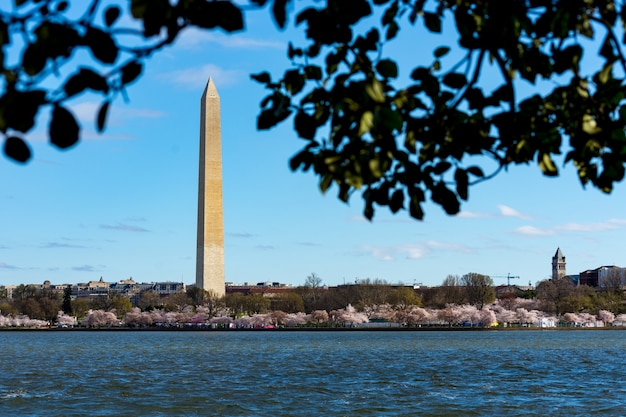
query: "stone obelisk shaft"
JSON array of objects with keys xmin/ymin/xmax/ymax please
[{"xmin": 196, "ymin": 78, "xmax": 225, "ymax": 296}]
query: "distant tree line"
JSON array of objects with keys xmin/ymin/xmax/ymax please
[{"xmin": 1, "ymin": 271, "xmax": 625, "ymax": 327}]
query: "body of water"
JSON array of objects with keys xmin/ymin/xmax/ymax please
[{"xmin": 0, "ymin": 329, "xmax": 624, "ymax": 416}]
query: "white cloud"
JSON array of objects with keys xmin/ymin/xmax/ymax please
[
  {"xmin": 100, "ymin": 223, "xmax": 150, "ymax": 232},
  {"xmin": 361, "ymin": 240, "xmax": 473, "ymax": 261},
  {"xmin": 398, "ymin": 244, "xmax": 429, "ymax": 260},
  {"xmin": 360, "ymin": 245, "xmax": 395, "ymax": 261},
  {"xmin": 498, "ymin": 204, "xmax": 532, "ymax": 220},
  {"xmin": 426, "ymin": 240, "xmax": 474, "ymax": 253},
  {"xmin": 0, "ymin": 262, "xmax": 18, "ymax": 270},
  {"xmin": 348, "ymin": 215, "xmax": 368, "ymax": 222},
  {"xmin": 513, "ymin": 225, "xmax": 555, "ymax": 236},
  {"xmin": 177, "ymin": 29, "xmax": 284, "ymax": 50},
  {"xmin": 159, "ymin": 64, "xmax": 244, "ymax": 90},
  {"xmin": 554, "ymin": 219, "xmax": 626, "ymax": 232},
  {"xmin": 457, "ymin": 210, "xmax": 489, "ymax": 218},
  {"xmin": 69, "ymin": 101, "xmax": 165, "ymax": 129},
  {"xmin": 457, "ymin": 205, "xmax": 531, "ymax": 219}
]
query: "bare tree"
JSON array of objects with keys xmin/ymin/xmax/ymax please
[
  {"xmin": 302, "ymin": 273, "xmax": 323, "ymax": 311},
  {"xmin": 599, "ymin": 267, "xmax": 626, "ymax": 292},
  {"xmin": 437, "ymin": 275, "xmax": 466, "ymax": 306},
  {"xmin": 462, "ymin": 273, "xmax": 495, "ymax": 309}
]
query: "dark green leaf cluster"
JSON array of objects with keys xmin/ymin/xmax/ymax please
[
  {"xmin": 3, "ymin": 0, "xmax": 626, "ymax": 223},
  {"xmin": 0, "ymin": 0, "xmax": 286, "ymax": 164},
  {"xmin": 253, "ymin": 0, "xmax": 626, "ymax": 220}
]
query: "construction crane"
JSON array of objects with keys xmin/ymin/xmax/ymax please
[{"xmin": 493, "ymin": 273, "xmax": 520, "ymax": 287}]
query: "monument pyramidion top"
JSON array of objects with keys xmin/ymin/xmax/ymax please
[{"xmin": 202, "ymin": 77, "xmax": 219, "ymax": 99}]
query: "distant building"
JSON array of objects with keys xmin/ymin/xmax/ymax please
[
  {"xmin": 552, "ymin": 247, "xmax": 566, "ymax": 280},
  {"xmin": 579, "ymin": 266, "xmax": 626, "ymax": 288},
  {"xmin": 0, "ymin": 278, "xmax": 186, "ymax": 307},
  {"xmin": 225, "ymin": 282, "xmax": 292, "ymax": 296}
]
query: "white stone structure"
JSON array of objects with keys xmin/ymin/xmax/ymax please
[{"xmin": 196, "ymin": 78, "xmax": 225, "ymax": 296}]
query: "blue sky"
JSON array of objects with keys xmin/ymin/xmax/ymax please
[{"xmin": 1, "ymin": 3, "xmax": 625, "ymax": 288}]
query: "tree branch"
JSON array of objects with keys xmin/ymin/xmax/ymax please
[{"xmin": 450, "ymin": 49, "xmax": 485, "ymax": 110}]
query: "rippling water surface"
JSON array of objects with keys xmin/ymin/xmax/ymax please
[{"xmin": 0, "ymin": 330, "xmax": 625, "ymax": 416}]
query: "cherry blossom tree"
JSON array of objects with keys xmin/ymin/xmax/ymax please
[
  {"xmin": 579, "ymin": 312, "xmax": 599, "ymax": 327},
  {"xmin": 362, "ymin": 304, "xmax": 394, "ymax": 321},
  {"xmin": 308, "ymin": 310, "xmax": 330, "ymax": 326},
  {"xmin": 395, "ymin": 306, "xmax": 432, "ymax": 327},
  {"xmin": 491, "ymin": 305, "xmax": 517, "ymax": 326},
  {"xmin": 270, "ymin": 310, "xmax": 288, "ymax": 326},
  {"xmin": 562, "ymin": 312, "xmax": 580, "ymax": 326},
  {"xmin": 123, "ymin": 307, "xmax": 155, "ymax": 327},
  {"xmin": 478, "ymin": 308, "xmax": 497, "ymax": 327},
  {"xmin": 82, "ymin": 309, "xmax": 120, "ymax": 327},
  {"xmin": 437, "ymin": 305, "xmax": 462, "ymax": 327},
  {"xmin": 330, "ymin": 304, "xmax": 369, "ymax": 326},
  {"xmin": 457, "ymin": 305, "xmax": 481, "ymax": 326},
  {"xmin": 598, "ymin": 310, "xmax": 615, "ymax": 325},
  {"xmin": 209, "ymin": 315, "xmax": 233, "ymax": 328},
  {"xmin": 614, "ymin": 314, "xmax": 626, "ymax": 326},
  {"xmin": 516, "ymin": 308, "xmax": 540, "ymax": 326},
  {"xmin": 0, "ymin": 314, "xmax": 48, "ymax": 327},
  {"xmin": 283, "ymin": 312, "xmax": 307, "ymax": 327},
  {"xmin": 56, "ymin": 311, "xmax": 78, "ymax": 327}
]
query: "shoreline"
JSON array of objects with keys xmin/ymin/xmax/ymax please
[{"xmin": 3, "ymin": 325, "xmax": 625, "ymax": 332}]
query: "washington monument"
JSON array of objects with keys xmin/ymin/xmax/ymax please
[{"xmin": 196, "ymin": 78, "xmax": 225, "ymax": 297}]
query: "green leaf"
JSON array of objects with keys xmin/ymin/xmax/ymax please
[
  {"xmin": 538, "ymin": 153, "xmax": 558, "ymax": 176},
  {"xmin": 294, "ymin": 111, "xmax": 317, "ymax": 140},
  {"xmin": 0, "ymin": 20, "xmax": 9, "ymax": 46},
  {"xmin": 369, "ymin": 154, "xmax": 383, "ymax": 178},
  {"xmin": 434, "ymin": 46, "xmax": 450, "ymax": 58},
  {"xmin": 423, "ymin": 12, "xmax": 441, "ymax": 33},
  {"xmin": 320, "ymin": 174, "xmax": 333, "ymax": 193},
  {"xmin": 131, "ymin": 0, "xmax": 171, "ymax": 36},
  {"xmin": 84, "ymin": 27, "xmax": 118, "ymax": 64},
  {"xmin": 433, "ymin": 161, "xmax": 451, "ymax": 175},
  {"xmin": 455, "ymin": 168, "xmax": 469, "ymax": 200},
  {"xmin": 0, "ymin": 90, "xmax": 47, "ymax": 133},
  {"xmin": 466, "ymin": 166, "xmax": 484, "ymax": 177},
  {"xmin": 385, "ymin": 21, "xmax": 399, "ymax": 40},
  {"xmin": 4, "ymin": 136, "xmax": 31, "ymax": 163},
  {"xmin": 389, "ymin": 189, "xmax": 404, "ymax": 213},
  {"xmin": 49, "ymin": 106, "xmax": 80, "ymax": 149},
  {"xmin": 442, "ymin": 73, "xmax": 467, "ymax": 89},
  {"xmin": 97, "ymin": 101, "xmax": 110, "ymax": 133},
  {"xmin": 365, "ymin": 79, "xmax": 386, "ymax": 103},
  {"xmin": 304, "ymin": 65, "xmax": 322, "ymax": 81},
  {"xmin": 553, "ymin": 44, "xmax": 583, "ymax": 74},
  {"xmin": 22, "ymin": 43, "xmax": 47, "ymax": 76},
  {"xmin": 121, "ymin": 61, "xmax": 142, "ymax": 85},
  {"xmin": 257, "ymin": 93, "xmax": 292, "ymax": 130},
  {"xmin": 597, "ymin": 62, "xmax": 613, "ymax": 85},
  {"xmin": 104, "ymin": 6, "xmax": 121, "ymax": 27},
  {"xmin": 409, "ymin": 188, "xmax": 425, "ymax": 220},
  {"xmin": 272, "ymin": 0, "xmax": 288, "ymax": 29},
  {"xmin": 64, "ymin": 68, "xmax": 109, "ymax": 97},
  {"xmin": 130, "ymin": 0, "xmax": 148, "ymax": 18},
  {"xmin": 284, "ymin": 69, "xmax": 305, "ymax": 94},
  {"xmin": 359, "ymin": 111, "xmax": 374, "ymax": 135},
  {"xmin": 582, "ymin": 114, "xmax": 602, "ymax": 135},
  {"xmin": 191, "ymin": 1, "xmax": 244, "ymax": 32},
  {"xmin": 376, "ymin": 59, "xmax": 398, "ymax": 79},
  {"xmin": 288, "ymin": 43, "xmax": 303, "ymax": 59},
  {"xmin": 251, "ymin": 72, "xmax": 271, "ymax": 85},
  {"xmin": 431, "ymin": 182, "xmax": 460, "ymax": 215},
  {"xmin": 599, "ymin": 34, "xmax": 615, "ymax": 61}
]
